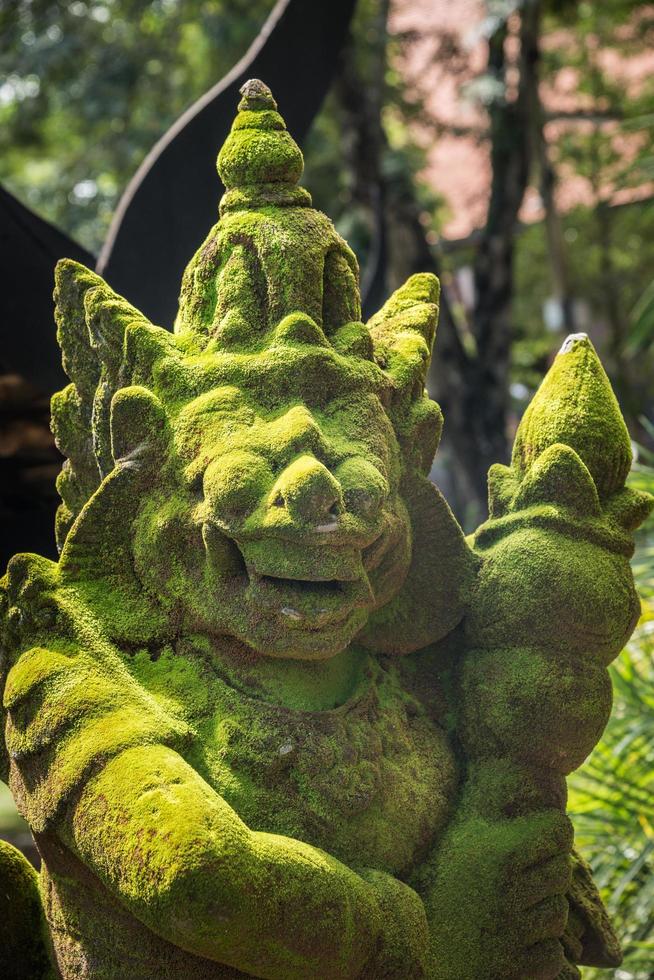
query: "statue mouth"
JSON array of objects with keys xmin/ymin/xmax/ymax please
[
  {"xmin": 211, "ymin": 513, "xmax": 410, "ymax": 652},
  {"xmin": 245, "ymin": 565, "xmax": 374, "ymax": 631}
]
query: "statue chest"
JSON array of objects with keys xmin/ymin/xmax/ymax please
[{"xmin": 184, "ymin": 654, "xmax": 458, "ymax": 876}]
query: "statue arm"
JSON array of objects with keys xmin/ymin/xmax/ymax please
[
  {"xmin": 1, "ymin": 558, "xmax": 427, "ymax": 980},
  {"xmin": 61, "ymin": 742, "xmax": 426, "ymax": 980},
  {"xmin": 460, "ymin": 336, "xmax": 651, "ymax": 811},
  {"xmin": 420, "ymin": 335, "xmax": 652, "ymax": 980}
]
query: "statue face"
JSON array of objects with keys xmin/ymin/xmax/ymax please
[
  {"xmin": 51, "ymin": 81, "xmax": 444, "ymax": 661},
  {"xmin": 132, "ymin": 343, "xmax": 413, "ymax": 660}
]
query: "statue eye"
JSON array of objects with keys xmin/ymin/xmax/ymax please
[{"xmin": 269, "ymin": 460, "xmax": 280, "ymax": 475}]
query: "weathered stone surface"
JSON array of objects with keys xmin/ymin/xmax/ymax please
[{"xmin": 0, "ymin": 80, "xmax": 650, "ymax": 979}]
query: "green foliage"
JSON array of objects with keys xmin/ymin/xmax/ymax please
[
  {"xmin": 543, "ymin": 1, "xmax": 654, "ymax": 200},
  {"xmin": 511, "ymin": 202, "xmax": 654, "ymax": 427},
  {"xmin": 627, "ymin": 280, "xmax": 654, "ymax": 355},
  {"xmin": 0, "ymin": 0, "xmax": 275, "ymax": 252},
  {"xmin": 0, "ymin": 781, "xmax": 28, "ymax": 836},
  {"xmin": 0, "ymin": 0, "xmax": 433, "ymax": 272},
  {"xmin": 568, "ymin": 450, "xmax": 654, "ymax": 979},
  {"xmin": 439, "ymin": 2, "xmax": 654, "ymax": 437}
]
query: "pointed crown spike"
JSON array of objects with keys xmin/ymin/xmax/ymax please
[
  {"xmin": 512, "ymin": 333, "xmax": 632, "ymax": 497},
  {"xmin": 238, "ymin": 78, "xmax": 277, "ymax": 111},
  {"xmin": 217, "ymin": 79, "xmax": 311, "ymax": 213}
]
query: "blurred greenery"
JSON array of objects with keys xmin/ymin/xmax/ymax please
[
  {"xmin": 438, "ymin": 0, "xmax": 654, "ymax": 451},
  {"xmin": 510, "ymin": 204, "xmax": 654, "ymax": 425},
  {"xmin": 0, "ymin": 0, "xmax": 432, "ymax": 266},
  {"xmin": 0, "ymin": 0, "xmax": 277, "ymax": 251},
  {"xmin": 3, "ymin": 1, "xmax": 651, "ymax": 433},
  {"xmin": 0, "ymin": 780, "xmax": 25, "ymax": 835}
]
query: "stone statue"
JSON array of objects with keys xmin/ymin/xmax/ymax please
[{"xmin": 1, "ymin": 79, "xmax": 651, "ymax": 980}]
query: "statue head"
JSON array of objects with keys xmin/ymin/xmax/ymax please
[{"xmin": 51, "ymin": 81, "xmax": 464, "ymax": 661}]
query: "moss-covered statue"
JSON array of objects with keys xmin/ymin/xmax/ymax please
[{"xmin": 1, "ymin": 80, "xmax": 652, "ymax": 980}]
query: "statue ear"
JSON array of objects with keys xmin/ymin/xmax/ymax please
[
  {"xmin": 110, "ymin": 386, "xmax": 171, "ymax": 469},
  {"xmin": 368, "ymin": 273, "xmax": 439, "ymax": 394},
  {"xmin": 52, "ymin": 260, "xmax": 178, "ymax": 549},
  {"xmin": 58, "ymin": 386, "xmax": 172, "ymax": 646},
  {"xmin": 368, "ymin": 274, "xmax": 443, "ymax": 475},
  {"xmin": 360, "ymin": 473, "xmax": 477, "ymax": 655}
]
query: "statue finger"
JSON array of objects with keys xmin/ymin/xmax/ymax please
[
  {"xmin": 503, "ymin": 853, "xmax": 572, "ymax": 912},
  {"xmin": 512, "ymin": 894, "xmax": 569, "ymax": 946}
]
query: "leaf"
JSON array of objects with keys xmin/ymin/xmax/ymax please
[{"xmin": 628, "ymin": 280, "xmax": 654, "ymax": 353}]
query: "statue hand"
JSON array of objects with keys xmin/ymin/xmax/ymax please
[
  {"xmin": 471, "ymin": 442, "xmax": 646, "ymax": 646},
  {"xmin": 468, "ymin": 333, "xmax": 652, "ymax": 666},
  {"xmin": 424, "ymin": 807, "xmax": 573, "ymax": 980},
  {"xmin": 463, "ymin": 441, "xmax": 647, "ymax": 776},
  {"xmin": 358, "ymin": 870, "xmax": 429, "ymax": 979}
]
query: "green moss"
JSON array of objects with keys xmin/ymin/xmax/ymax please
[
  {"xmin": 418, "ymin": 803, "xmax": 574, "ymax": 979},
  {"xmin": 459, "ymin": 645, "xmax": 613, "ymax": 773},
  {"xmin": 512, "ymin": 333, "xmax": 632, "ymax": 497},
  {"xmin": 218, "ymin": 128, "xmax": 304, "ymax": 189},
  {"xmin": 1, "ymin": 78, "xmax": 651, "ymax": 979},
  {"xmin": 0, "ymin": 839, "xmax": 53, "ymax": 979},
  {"xmin": 435, "ymin": 331, "xmax": 652, "ymax": 976}
]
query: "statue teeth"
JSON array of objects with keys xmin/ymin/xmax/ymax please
[
  {"xmin": 315, "ymin": 520, "xmax": 339, "ymax": 533},
  {"xmin": 280, "ymin": 607, "xmax": 303, "ymax": 621}
]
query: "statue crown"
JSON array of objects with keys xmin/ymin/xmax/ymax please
[
  {"xmin": 217, "ymin": 78, "xmax": 311, "ymax": 214},
  {"xmin": 174, "ymin": 79, "xmax": 365, "ymax": 350}
]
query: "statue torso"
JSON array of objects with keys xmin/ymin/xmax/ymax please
[
  {"xmin": 41, "ymin": 637, "xmax": 459, "ymax": 979},
  {"xmin": 184, "ymin": 642, "xmax": 458, "ymax": 876}
]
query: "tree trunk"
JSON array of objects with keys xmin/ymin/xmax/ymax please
[
  {"xmin": 334, "ymin": 1, "xmax": 542, "ymax": 525},
  {"xmin": 460, "ymin": 1, "xmax": 540, "ymax": 511}
]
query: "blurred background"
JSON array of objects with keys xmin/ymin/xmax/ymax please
[{"xmin": 1, "ymin": 1, "xmax": 653, "ymax": 976}]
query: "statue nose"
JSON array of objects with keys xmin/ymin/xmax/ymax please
[{"xmin": 271, "ymin": 455, "xmax": 342, "ymax": 527}]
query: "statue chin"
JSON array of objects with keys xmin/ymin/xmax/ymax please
[
  {"xmin": 242, "ymin": 603, "xmax": 372, "ymax": 660},
  {"xmin": 157, "ymin": 503, "xmax": 415, "ymax": 661}
]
